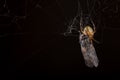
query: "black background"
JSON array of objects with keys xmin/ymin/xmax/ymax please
[{"xmin": 1, "ymin": 0, "xmax": 120, "ymax": 77}]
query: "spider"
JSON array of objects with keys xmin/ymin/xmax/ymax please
[
  {"xmin": 80, "ymin": 22, "xmax": 99, "ymax": 44},
  {"xmin": 80, "ymin": 25, "xmax": 95, "ymax": 42}
]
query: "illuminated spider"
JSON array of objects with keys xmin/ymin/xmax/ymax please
[
  {"xmin": 80, "ymin": 17, "xmax": 99, "ymax": 44},
  {"xmin": 80, "ymin": 25, "xmax": 96, "ymax": 43}
]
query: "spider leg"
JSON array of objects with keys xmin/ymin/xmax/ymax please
[
  {"xmin": 90, "ymin": 18, "xmax": 96, "ymax": 33},
  {"xmin": 80, "ymin": 11, "xmax": 85, "ymax": 34},
  {"xmin": 80, "ymin": 26, "xmax": 84, "ymax": 34},
  {"xmin": 92, "ymin": 38, "xmax": 100, "ymax": 44}
]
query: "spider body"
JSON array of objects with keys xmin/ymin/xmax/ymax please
[{"xmin": 81, "ymin": 25, "xmax": 96, "ymax": 43}]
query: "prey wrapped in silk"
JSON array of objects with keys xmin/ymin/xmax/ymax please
[{"xmin": 79, "ymin": 33, "xmax": 99, "ymax": 67}]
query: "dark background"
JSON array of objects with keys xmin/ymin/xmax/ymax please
[{"xmin": 1, "ymin": 0, "xmax": 120, "ymax": 77}]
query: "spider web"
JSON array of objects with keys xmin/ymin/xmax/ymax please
[
  {"xmin": 0, "ymin": 0, "xmax": 119, "ymax": 39},
  {"xmin": 56, "ymin": 0, "xmax": 120, "ymax": 44}
]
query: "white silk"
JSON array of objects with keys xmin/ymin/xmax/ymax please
[{"xmin": 79, "ymin": 34, "xmax": 99, "ymax": 67}]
